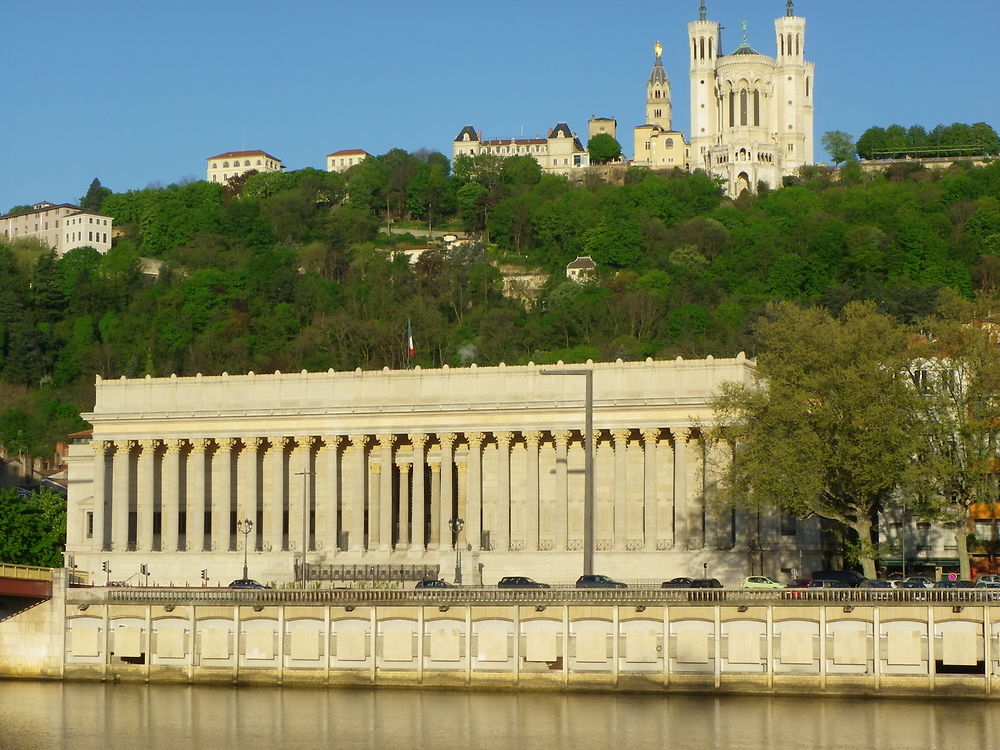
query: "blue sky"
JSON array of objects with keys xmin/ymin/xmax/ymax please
[{"xmin": 2, "ymin": 0, "xmax": 998, "ymax": 214}]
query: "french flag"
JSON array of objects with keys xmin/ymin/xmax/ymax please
[{"xmin": 407, "ymin": 320, "xmax": 414, "ymax": 357}]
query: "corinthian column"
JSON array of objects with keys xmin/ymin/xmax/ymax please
[
  {"xmin": 263, "ymin": 437, "xmax": 287, "ymax": 552},
  {"xmin": 318, "ymin": 436, "xmax": 341, "ymax": 551},
  {"xmin": 524, "ymin": 431, "xmax": 542, "ymax": 552},
  {"xmin": 289, "ymin": 438, "xmax": 312, "ymax": 554},
  {"xmin": 642, "ymin": 428, "xmax": 659, "ymax": 551},
  {"xmin": 110, "ymin": 441, "xmax": 131, "ymax": 552},
  {"xmin": 397, "ymin": 462, "xmax": 411, "ymax": 549},
  {"xmin": 211, "ymin": 439, "xmax": 235, "ymax": 551},
  {"xmin": 91, "ymin": 441, "xmax": 109, "ymax": 552},
  {"xmin": 236, "ymin": 438, "xmax": 262, "ymax": 551},
  {"xmin": 161, "ymin": 440, "xmax": 183, "ymax": 552},
  {"xmin": 136, "ymin": 440, "xmax": 157, "ymax": 552},
  {"xmin": 186, "ymin": 439, "xmax": 209, "ymax": 552},
  {"xmin": 377, "ymin": 434, "xmax": 395, "ymax": 551},
  {"xmin": 348, "ymin": 435, "xmax": 367, "ymax": 551},
  {"xmin": 611, "ymin": 429, "xmax": 628, "ymax": 551},
  {"xmin": 465, "ymin": 433, "xmax": 484, "ymax": 552},
  {"xmin": 553, "ymin": 431, "xmax": 570, "ymax": 551},
  {"xmin": 495, "ymin": 432, "xmax": 513, "ymax": 552},
  {"xmin": 368, "ymin": 461, "xmax": 382, "ymax": 549},
  {"xmin": 409, "ymin": 434, "xmax": 427, "ymax": 550},
  {"xmin": 438, "ymin": 433, "xmax": 456, "ymax": 550},
  {"xmin": 672, "ymin": 429, "xmax": 689, "ymax": 549}
]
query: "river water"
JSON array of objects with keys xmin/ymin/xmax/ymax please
[{"xmin": 1, "ymin": 680, "xmax": 997, "ymax": 750}]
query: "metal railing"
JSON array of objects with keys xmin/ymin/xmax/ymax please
[
  {"xmin": 0, "ymin": 563, "xmax": 53, "ymax": 582},
  {"xmin": 80, "ymin": 585, "xmax": 1000, "ymax": 607}
]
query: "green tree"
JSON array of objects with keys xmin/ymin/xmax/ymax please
[
  {"xmin": 587, "ymin": 134, "xmax": 623, "ymax": 165},
  {"xmin": 711, "ymin": 301, "xmax": 921, "ymax": 577},
  {"xmin": 903, "ymin": 310, "xmax": 1000, "ymax": 579},
  {"xmin": 0, "ymin": 488, "xmax": 66, "ymax": 567},
  {"xmin": 79, "ymin": 178, "xmax": 112, "ymax": 212},
  {"xmin": 820, "ymin": 131, "xmax": 856, "ymax": 165}
]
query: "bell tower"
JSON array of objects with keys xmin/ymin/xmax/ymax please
[
  {"xmin": 646, "ymin": 42, "xmax": 672, "ymax": 131},
  {"xmin": 688, "ymin": 1, "xmax": 721, "ymax": 171},
  {"xmin": 774, "ymin": 0, "xmax": 814, "ymax": 166}
]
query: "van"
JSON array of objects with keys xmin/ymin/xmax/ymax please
[{"xmin": 811, "ymin": 570, "xmax": 865, "ymax": 588}]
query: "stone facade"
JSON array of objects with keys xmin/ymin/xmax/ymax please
[
  {"xmin": 326, "ymin": 149, "xmax": 371, "ymax": 173},
  {"xmin": 64, "ymin": 357, "xmax": 826, "ymax": 586},
  {"xmin": 206, "ymin": 149, "xmax": 284, "ymax": 183},
  {"xmin": 0, "ymin": 202, "xmax": 113, "ymax": 256},
  {"xmin": 688, "ymin": 2, "xmax": 814, "ymax": 196},
  {"xmin": 452, "ymin": 124, "xmax": 590, "ymax": 177}
]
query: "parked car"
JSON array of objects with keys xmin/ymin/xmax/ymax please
[
  {"xmin": 228, "ymin": 579, "xmax": 269, "ymax": 589},
  {"xmin": 859, "ymin": 579, "xmax": 894, "ymax": 600},
  {"xmin": 977, "ymin": 574, "xmax": 1000, "ymax": 584},
  {"xmin": 575, "ymin": 574, "xmax": 627, "ymax": 589},
  {"xmin": 742, "ymin": 576, "xmax": 783, "ymax": 590},
  {"xmin": 807, "ymin": 579, "xmax": 852, "ymax": 589},
  {"xmin": 415, "ymin": 578, "xmax": 454, "ymax": 589},
  {"xmin": 661, "ymin": 577, "xmax": 696, "ymax": 588},
  {"xmin": 497, "ymin": 576, "xmax": 550, "ymax": 589},
  {"xmin": 689, "ymin": 578, "xmax": 724, "ymax": 589},
  {"xmin": 811, "ymin": 570, "xmax": 865, "ymax": 588},
  {"xmin": 934, "ymin": 579, "xmax": 974, "ymax": 589},
  {"xmin": 785, "ymin": 577, "xmax": 812, "ymax": 589},
  {"xmin": 903, "ymin": 576, "xmax": 935, "ymax": 589}
]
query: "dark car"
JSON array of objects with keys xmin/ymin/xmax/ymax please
[
  {"xmin": 934, "ymin": 578, "xmax": 975, "ymax": 589},
  {"xmin": 662, "ymin": 577, "xmax": 696, "ymax": 588},
  {"xmin": 807, "ymin": 579, "xmax": 852, "ymax": 589},
  {"xmin": 689, "ymin": 578, "xmax": 724, "ymax": 588},
  {"xmin": 415, "ymin": 578, "xmax": 454, "ymax": 589},
  {"xmin": 576, "ymin": 574, "xmax": 627, "ymax": 589},
  {"xmin": 228, "ymin": 579, "xmax": 269, "ymax": 589},
  {"xmin": 811, "ymin": 570, "xmax": 865, "ymax": 588},
  {"xmin": 498, "ymin": 576, "xmax": 550, "ymax": 589}
]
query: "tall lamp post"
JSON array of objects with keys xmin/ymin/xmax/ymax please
[
  {"xmin": 237, "ymin": 519, "xmax": 254, "ymax": 580},
  {"xmin": 449, "ymin": 517, "xmax": 465, "ymax": 583},
  {"xmin": 294, "ymin": 470, "xmax": 315, "ymax": 585},
  {"xmin": 539, "ymin": 368, "xmax": 594, "ymax": 576}
]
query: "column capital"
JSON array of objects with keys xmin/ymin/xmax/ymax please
[
  {"xmin": 398, "ymin": 462, "xmax": 412, "ymax": 475},
  {"xmin": 409, "ymin": 433, "xmax": 428, "ymax": 449},
  {"xmin": 553, "ymin": 430, "xmax": 572, "ymax": 449},
  {"xmin": 349, "ymin": 434, "xmax": 368, "ymax": 449},
  {"xmin": 430, "ymin": 463, "xmax": 441, "ymax": 474},
  {"xmin": 641, "ymin": 428, "xmax": 661, "ymax": 444},
  {"xmin": 438, "ymin": 433, "xmax": 457, "ymax": 449},
  {"xmin": 216, "ymin": 438, "xmax": 237, "ymax": 451},
  {"xmin": 138, "ymin": 439, "xmax": 158, "ymax": 452},
  {"xmin": 293, "ymin": 436, "xmax": 315, "ymax": 452},
  {"xmin": 91, "ymin": 440, "xmax": 108, "ymax": 456},
  {"xmin": 163, "ymin": 439, "xmax": 184, "ymax": 455},
  {"xmin": 610, "ymin": 428, "xmax": 629, "ymax": 446},
  {"xmin": 322, "ymin": 435, "xmax": 342, "ymax": 450},
  {"xmin": 465, "ymin": 432, "xmax": 486, "ymax": 447},
  {"xmin": 523, "ymin": 430, "xmax": 543, "ymax": 447},
  {"xmin": 189, "ymin": 438, "xmax": 210, "ymax": 453},
  {"xmin": 495, "ymin": 431, "xmax": 514, "ymax": 448},
  {"xmin": 376, "ymin": 434, "xmax": 396, "ymax": 448},
  {"xmin": 457, "ymin": 463, "xmax": 468, "ymax": 475}
]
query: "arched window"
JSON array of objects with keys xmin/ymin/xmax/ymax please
[
  {"xmin": 806, "ymin": 77, "xmax": 810, "ymax": 97},
  {"xmin": 692, "ymin": 39, "xmax": 697, "ymax": 60},
  {"xmin": 244, "ymin": 160, "xmax": 251, "ymax": 166},
  {"xmin": 729, "ymin": 91, "xmax": 735, "ymax": 127},
  {"xmin": 708, "ymin": 38, "xmax": 713, "ymax": 58},
  {"xmin": 753, "ymin": 90, "xmax": 760, "ymax": 126},
  {"xmin": 654, "ymin": 109, "xmax": 662, "ymax": 119},
  {"xmin": 700, "ymin": 37, "xmax": 705, "ymax": 59},
  {"xmin": 787, "ymin": 34, "xmax": 792, "ymax": 54},
  {"xmin": 665, "ymin": 138, "xmax": 674, "ymax": 148},
  {"xmin": 796, "ymin": 34, "xmax": 800, "ymax": 55},
  {"xmin": 223, "ymin": 161, "xmax": 229, "ymax": 167},
  {"xmin": 740, "ymin": 89, "xmax": 748, "ymax": 126},
  {"xmin": 780, "ymin": 34, "xmax": 785, "ymax": 56}
]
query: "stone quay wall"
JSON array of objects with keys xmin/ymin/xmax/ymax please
[{"xmin": 4, "ymin": 584, "xmax": 1000, "ymax": 697}]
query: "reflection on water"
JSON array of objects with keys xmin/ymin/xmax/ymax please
[{"xmin": 0, "ymin": 680, "xmax": 996, "ymax": 750}]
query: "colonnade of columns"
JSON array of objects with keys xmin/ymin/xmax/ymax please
[{"xmin": 86, "ymin": 427, "xmax": 737, "ymax": 556}]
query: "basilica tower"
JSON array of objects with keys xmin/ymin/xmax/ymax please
[
  {"xmin": 646, "ymin": 42, "xmax": 672, "ymax": 131},
  {"xmin": 688, "ymin": 1, "xmax": 721, "ymax": 173},
  {"xmin": 774, "ymin": 1, "xmax": 815, "ymax": 166}
]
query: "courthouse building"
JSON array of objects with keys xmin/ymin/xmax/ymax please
[{"xmin": 64, "ymin": 357, "xmax": 826, "ymax": 586}]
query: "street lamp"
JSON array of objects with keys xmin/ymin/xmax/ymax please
[
  {"xmin": 539, "ymin": 368, "xmax": 594, "ymax": 576},
  {"xmin": 294, "ymin": 470, "xmax": 315, "ymax": 585},
  {"xmin": 237, "ymin": 518, "xmax": 254, "ymax": 580},
  {"xmin": 449, "ymin": 517, "xmax": 465, "ymax": 583}
]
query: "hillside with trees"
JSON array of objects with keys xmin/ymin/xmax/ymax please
[{"xmin": 2, "ymin": 148, "xmax": 1000, "ymax": 460}]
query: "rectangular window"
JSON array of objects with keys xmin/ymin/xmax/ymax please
[
  {"xmin": 780, "ymin": 514, "xmax": 797, "ymax": 536},
  {"xmin": 86, "ymin": 511, "xmax": 94, "ymax": 539}
]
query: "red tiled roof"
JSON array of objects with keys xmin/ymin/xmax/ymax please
[
  {"xmin": 206, "ymin": 149, "xmax": 282, "ymax": 162},
  {"xmin": 481, "ymin": 138, "xmax": 547, "ymax": 147},
  {"xmin": 326, "ymin": 149, "xmax": 371, "ymax": 158}
]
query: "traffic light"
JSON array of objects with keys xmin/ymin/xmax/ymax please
[
  {"xmin": 140, "ymin": 564, "xmax": 148, "ymax": 576},
  {"xmin": 101, "ymin": 561, "xmax": 109, "ymax": 573},
  {"xmin": 201, "ymin": 569, "xmax": 208, "ymax": 581}
]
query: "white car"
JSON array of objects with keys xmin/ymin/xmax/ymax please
[{"xmin": 742, "ymin": 576, "xmax": 784, "ymax": 590}]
